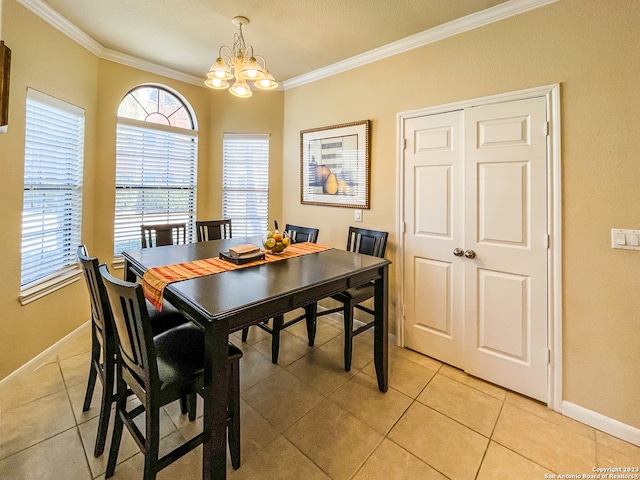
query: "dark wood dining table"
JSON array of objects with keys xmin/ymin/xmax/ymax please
[{"xmin": 122, "ymin": 237, "xmax": 390, "ymax": 480}]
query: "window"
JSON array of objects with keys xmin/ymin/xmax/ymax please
[
  {"xmin": 222, "ymin": 134, "xmax": 270, "ymax": 236},
  {"xmin": 114, "ymin": 85, "xmax": 197, "ymax": 255},
  {"xmin": 20, "ymin": 89, "xmax": 85, "ymax": 299}
]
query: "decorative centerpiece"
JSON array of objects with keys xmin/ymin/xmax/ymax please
[{"xmin": 262, "ymin": 220, "xmax": 290, "ymax": 254}]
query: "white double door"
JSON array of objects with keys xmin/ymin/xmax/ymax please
[{"xmin": 403, "ymin": 96, "xmax": 549, "ymax": 402}]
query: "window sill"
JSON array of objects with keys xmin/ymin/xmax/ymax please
[
  {"xmin": 111, "ymin": 256, "xmax": 125, "ymax": 269},
  {"xmin": 19, "ymin": 266, "xmax": 83, "ymax": 306}
]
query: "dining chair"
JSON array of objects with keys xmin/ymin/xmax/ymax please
[
  {"xmin": 141, "ymin": 223, "xmax": 187, "ymax": 248},
  {"xmin": 315, "ymin": 226, "xmax": 388, "ymax": 371},
  {"xmin": 241, "ymin": 224, "xmax": 320, "ymax": 363},
  {"xmin": 196, "ymin": 219, "xmax": 232, "ymax": 242},
  {"xmin": 283, "ymin": 223, "xmax": 319, "ymax": 244},
  {"xmin": 99, "ymin": 264, "xmax": 243, "ymax": 479},
  {"xmin": 77, "ymin": 245, "xmax": 193, "ymax": 458}
]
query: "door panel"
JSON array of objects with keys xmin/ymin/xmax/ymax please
[
  {"xmin": 478, "ymin": 161, "xmax": 528, "ymax": 245},
  {"xmin": 415, "ymin": 165, "xmax": 451, "ymax": 236},
  {"xmin": 413, "ymin": 257, "xmax": 452, "ymax": 335},
  {"xmin": 477, "ymin": 268, "xmax": 528, "ymax": 360}
]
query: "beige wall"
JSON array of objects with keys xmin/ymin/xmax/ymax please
[
  {"xmin": 0, "ymin": 0, "xmax": 99, "ymax": 378},
  {"xmin": 282, "ymin": 0, "xmax": 640, "ymax": 429},
  {"xmin": 0, "ymin": 0, "xmax": 283, "ymax": 379}
]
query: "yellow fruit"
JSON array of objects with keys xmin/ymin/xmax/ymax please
[
  {"xmin": 264, "ymin": 238, "xmax": 276, "ymax": 249},
  {"xmin": 272, "ymin": 242, "xmax": 284, "ymax": 253},
  {"xmin": 323, "ymin": 173, "xmax": 338, "ymax": 194},
  {"xmin": 282, "ymin": 237, "xmax": 290, "ymax": 247},
  {"xmin": 266, "ymin": 231, "xmax": 275, "ymax": 239},
  {"xmin": 273, "ymin": 233, "xmax": 283, "ymax": 242}
]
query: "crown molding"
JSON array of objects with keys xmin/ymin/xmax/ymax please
[
  {"xmin": 17, "ymin": 0, "xmax": 205, "ymax": 86},
  {"xmin": 18, "ymin": 0, "xmax": 557, "ymax": 91},
  {"xmin": 99, "ymin": 48, "xmax": 205, "ymax": 86},
  {"xmin": 17, "ymin": 0, "xmax": 102, "ymax": 54},
  {"xmin": 283, "ymin": 0, "xmax": 558, "ymax": 89}
]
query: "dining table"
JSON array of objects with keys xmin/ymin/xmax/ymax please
[{"xmin": 122, "ymin": 237, "xmax": 390, "ymax": 480}]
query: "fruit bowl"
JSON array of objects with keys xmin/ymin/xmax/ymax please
[{"xmin": 262, "ymin": 230, "xmax": 290, "ymax": 254}]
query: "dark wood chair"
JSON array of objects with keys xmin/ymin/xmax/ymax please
[
  {"xmin": 315, "ymin": 226, "xmax": 388, "ymax": 371},
  {"xmin": 196, "ymin": 219, "xmax": 232, "ymax": 241},
  {"xmin": 77, "ymin": 245, "xmax": 192, "ymax": 458},
  {"xmin": 241, "ymin": 224, "xmax": 320, "ymax": 363},
  {"xmin": 141, "ymin": 223, "xmax": 187, "ymax": 248},
  {"xmin": 99, "ymin": 264, "xmax": 243, "ymax": 479},
  {"xmin": 283, "ymin": 224, "xmax": 319, "ymax": 244}
]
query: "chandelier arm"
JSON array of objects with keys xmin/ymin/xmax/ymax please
[
  {"xmin": 218, "ymin": 46, "xmax": 233, "ymax": 58},
  {"xmin": 254, "ymin": 55, "xmax": 267, "ymax": 69}
]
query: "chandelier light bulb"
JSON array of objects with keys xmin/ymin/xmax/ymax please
[
  {"xmin": 255, "ymin": 70, "xmax": 278, "ymax": 90},
  {"xmin": 229, "ymin": 79, "xmax": 252, "ymax": 98},
  {"xmin": 204, "ymin": 77, "xmax": 229, "ymax": 89}
]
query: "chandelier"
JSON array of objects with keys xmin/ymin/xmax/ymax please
[{"xmin": 204, "ymin": 16, "xmax": 278, "ymax": 98}]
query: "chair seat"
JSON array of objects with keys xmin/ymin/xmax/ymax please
[
  {"xmin": 155, "ymin": 323, "xmax": 243, "ymax": 391},
  {"xmin": 155, "ymin": 323, "xmax": 204, "ymax": 390},
  {"xmin": 332, "ymin": 282, "xmax": 374, "ymax": 304},
  {"xmin": 147, "ymin": 300, "xmax": 192, "ymax": 336}
]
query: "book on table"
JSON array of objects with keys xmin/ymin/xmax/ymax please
[{"xmin": 228, "ymin": 244, "xmax": 261, "ymax": 257}]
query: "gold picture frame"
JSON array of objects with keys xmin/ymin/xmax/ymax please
[
  {"xmin": 0, "ymin": 41, "xmax": 11, "ymax": 132},
  {"xmin": 300, "ymin": 120, "xmax": 370, "ymax": 209}
]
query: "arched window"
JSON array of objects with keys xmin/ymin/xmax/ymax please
[{"xmin": 113, "ymin": 85, "xmax": 198, "ymax": 255}]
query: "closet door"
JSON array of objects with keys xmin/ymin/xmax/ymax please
[{"xmin": 403, "ymin": 96, "xmax": 549, "ymax": 402}]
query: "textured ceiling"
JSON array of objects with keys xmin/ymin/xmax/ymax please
[{"xmin": 39, "ymin": 0, "xmax": 508, "ymax": 83}]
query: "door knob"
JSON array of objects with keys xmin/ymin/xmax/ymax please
[
  {"xmin": 464, "ymin": 249, "xmax": 476, "ymax": 259},
  {"xmin": 453, "ymin": 248, "xmax": 464, "ymax": 257}
]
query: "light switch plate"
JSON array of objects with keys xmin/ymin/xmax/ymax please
[
  {"xmin": 611, "ymin": 228, "xmax": 640, "ymax": 250},
  {"xmin": 354, "ymin": 209, "xmax": 362, "ymax": 222}
]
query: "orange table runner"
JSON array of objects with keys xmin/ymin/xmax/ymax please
[{"xmin": 143, "ymin": 242, "xmax": 332, "ymax": 310}]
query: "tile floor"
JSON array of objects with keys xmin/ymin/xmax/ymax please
[{"xmin": 1, "ymin": 313, "xmax": 639, "ymax": 479}]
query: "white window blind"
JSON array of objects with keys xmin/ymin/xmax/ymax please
[
  {"xmin": 222, "ymin": 134, "xmax": 270, "ymax": 236},
  {"xmin": 21, "ymin": 89, "xmax": 84, "ymax": 288},
  {"xmin": 114, "ymin": 119, "xmax": 197, "ymax": 255}
]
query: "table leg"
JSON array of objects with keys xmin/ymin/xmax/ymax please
[
  {"xmin": 123, "ymin": 259, "xmax": 136, "ymax": 283},
  {"xmin": 202, "ymin": 319, "xmax": 230, "ymax": 480},
  {"xmin": 374, "ymin": 264, "xmax": 389, "ymax": 392},
  {"xmin": 305, "ymin": 303, "xmax": 318, "ymax": 346}
]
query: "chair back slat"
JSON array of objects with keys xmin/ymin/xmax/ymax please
[
  {"xmin": 196, "ymin": 219, "xmax": 232, "ymax": 242},
  {"xmin": 77, "ymin": 245, "xmax": 112, "ymax": 337},
  {"xmin": 141, "ymin": 223, "xmax": 187, "ymax": 248},
  {"xmin": 346, "ymin": 226, "xmax": 388, "ymax": 258},
  {"xmin": 284, "ymin": 224, "xmax": 319, "ymax": 244},
  {"xmin": 99, "ymin": 265, "xmax": 157, "ymax": 387}
]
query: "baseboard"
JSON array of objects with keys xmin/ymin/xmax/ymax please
[
  {"xmin": 0, "ymin": 321, "xmax": 90, "ymax": 389},
  {"xmin": 562, "ymin": 401, "xmax": 640, "ymax": 447}
]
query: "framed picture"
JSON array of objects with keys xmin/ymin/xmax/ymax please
[
  {"xmin": 300, "ymin": 120, "xmax": 370, "ymax": 209},
  {"xmin": 0, "ymin": 41, "xmax": 11, "ymax": 133}
]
